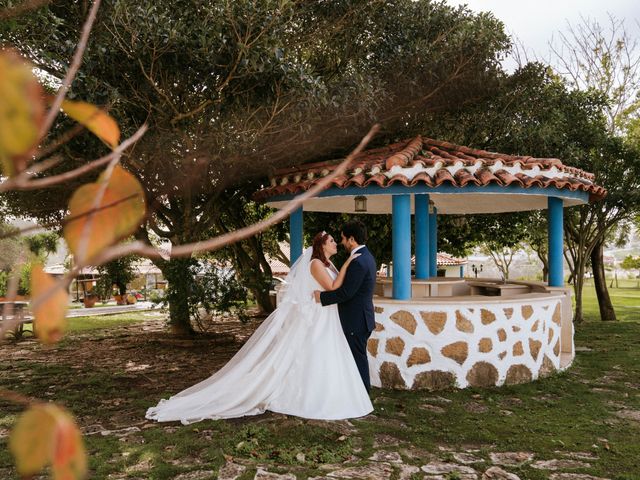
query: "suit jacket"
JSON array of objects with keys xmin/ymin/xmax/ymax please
[{"xmin": 320, "ymin": 246, "xmax": 377, "ymax": 333}]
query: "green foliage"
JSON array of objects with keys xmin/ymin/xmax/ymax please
[
  {"xmin": 0, "ymin": 226, "xmax": 58, "ymax": 298},
  {"xmin": 0, "ymin": 262, "xmax": 32, "ymax": 297},
  {"xmin": 621, "ymin": 255, "xmax": 640, "ymax": 270},
  {"xmin": 148, "ymin": 289, "xmax": 165, "ymax": 305},
  {"xmin": 162, "ymin": 257, "xmax": 198, "ymax": 334},
  {"xmin": 0, "ymin": 222, "xmax": 22, "ymax": 272},
  {"xmin": 209, "ymin": 187, "xmax": 287, "ymax": 313},
  {"xmin": 0, "ymin": 270, "xmax": 8, "ymax": 297},
  {"xmin": 23, "ymin": 232, "xmax": 58, "ymax": 259},
  {"xmin": 0, "ymin": 0, "xmax": 511, "ymax": 331},
  {"xmin": 424, "ymin": 62, "xmax": 640, "ymax": 319},
  {"xmin": 193, "ymin": 263, "xmax": 250, "ymax": 324},
  {"xmin": 161, "ymin": 257, "xmax": 249, "ymax": 332},
  {"xmin": 17, "ymin": 262, "xmax": 31, "ymax": 296},
  {"xmin": 96, "ymin": 256, "xmax": 137, "ymax": 298}
]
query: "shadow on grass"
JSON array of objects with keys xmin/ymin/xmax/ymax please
[{"xmin": 1, "ymin": 314, "xmax": 639, "ymax": 479}]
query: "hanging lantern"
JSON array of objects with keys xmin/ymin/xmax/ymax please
[{"xmin": 354, "ymin": 195, "xmax": 367, "ymax": 212}]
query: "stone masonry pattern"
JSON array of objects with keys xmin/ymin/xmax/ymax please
[{"xmin": 368, "ymin": 298, "xmax": 566, "ymax": 390}]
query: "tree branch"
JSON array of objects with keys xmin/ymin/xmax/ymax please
[{"xmin": 37, "ymin": 0, "xmax": 102, "ymax": 142}]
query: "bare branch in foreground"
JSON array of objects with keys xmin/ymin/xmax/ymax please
[
  {"xmin": 0, "ymin": 125, "xmax": 147, "ymax": 193},
  {"xmin": 28, "ymin": 124, "xmax": 381, "ymax": 314},
  {"xmin": 34, "ymin": 123, "xmax": 86, "ymax": 161},
  {"xmin": 108, "ymin": 123, "xmax": 379, "ymax": 260},
  {"xmin": 37, "ymin": 0, "xmax": 102, "ymax": 142}
]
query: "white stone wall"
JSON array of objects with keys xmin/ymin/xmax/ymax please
[{"xmin": 368, "ymin": 296, "xmax": 569, "ymax": 390}]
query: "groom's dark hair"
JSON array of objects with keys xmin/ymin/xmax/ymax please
[{"xmin": 342, "ymin": 219, "xmax": 367, "ymax": 245}]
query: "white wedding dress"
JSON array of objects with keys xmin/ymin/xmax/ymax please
[{"xmin": 146, "ymin": 248, "xmax": 373, "ymax": 424}]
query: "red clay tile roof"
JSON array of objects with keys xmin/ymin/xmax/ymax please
[
  {"xmin": 436, "ymin": 253, "xmax": 467, "ymax": 266},
  {"xmin": 255, "ymin": 136, "xmax": 606, "ymax": 202},
  {"xmin": 409, "ymin": 252, "xmax": 467, "ymax": 267}
]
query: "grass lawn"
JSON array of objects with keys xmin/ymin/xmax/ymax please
[
  {"xmin": 0, "ymin": 283, "xmax": 639, "ymax": 479},
  {"xmin": 14, "ymin": 311, "xmax": 164, "ymax": 337},
  {"xmin": 65, "ymin": 312, "xmax": 161, "ymax": 333},
  {"xmin": 582, "ymin": 278, "xmax": 640, "ymax": 322}
]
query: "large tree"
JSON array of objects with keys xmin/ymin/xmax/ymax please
[
  {"xmin": 548, "ymin": 16, "xmax": 640, "ymax": 321},
  {"xmin": 426, "ymin": 63, "xmax": 640, "ymax": 322},
  {"xmin": 1, "ymin": 0, "xmax": 510, "ymax": 333}
]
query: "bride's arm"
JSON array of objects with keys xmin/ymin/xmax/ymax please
[
  {"xmin": 311, "ymin": 256, "xmax": 359, "ymax": 291},
  {"xmin": 331, "ymin": 254, "xmax": 360, "ymax": 289}
]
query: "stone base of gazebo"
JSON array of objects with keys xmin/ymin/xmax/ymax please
[{"xmin": 368, "ymin": 287, "xmax": 574, "ymax": 390}]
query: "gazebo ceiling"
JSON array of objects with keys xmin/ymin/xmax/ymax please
[{"xmin": 255, "ymin": 136, "xmax": 607, "ymax": 215}]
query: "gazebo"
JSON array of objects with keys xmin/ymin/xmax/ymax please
[{"xmin": 255, "ymin": 136, "xmax": 605, "ymax": 390}]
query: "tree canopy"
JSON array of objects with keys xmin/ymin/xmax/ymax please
[{"xmin": 1, "ymin": 0, "xmax": 511, "ymax": 332}]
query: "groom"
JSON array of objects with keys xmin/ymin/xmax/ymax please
[{"xmin": 313, "ymin": 220, "xmax": 377, "ymax": 392}]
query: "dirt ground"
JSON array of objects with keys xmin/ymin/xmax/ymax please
[
  {"xmin": 0, "ymin": 313, "xmax": 264, "ymax": 427},
  {"xmin": 2, "ymin": 313, "xmax": 640, "ymax": 480}
]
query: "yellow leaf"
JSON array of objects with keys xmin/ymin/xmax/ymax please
[
  {"xmin": 9, "ymin": 404, "xmax": 55, "ymax": 475},
  {"xmin": 60, "ymin": 99, "xmax": 120, "ymax": 149},
  {"xmin": 0, "ymin": 50, "xmax": 44, "ymax": 176},
  {"xmin": 63, "ymin": 165, "xmax": 146, "ymax": 263},
  {"xmin": 30, "ymin": 263, "xmax": 69, "ymax": 344},
  {"xmin": 9, "ymin": 405, "xmax": 87, "ymax": 480}
]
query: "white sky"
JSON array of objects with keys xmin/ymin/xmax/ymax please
[{"xmin": 446, "ymin": 0, "xmax": 640, "ymax": 71}]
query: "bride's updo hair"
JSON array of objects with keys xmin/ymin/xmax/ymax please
[{"xmin": 311, "ymin": 231, "xmax": 331, "ymax": 267}]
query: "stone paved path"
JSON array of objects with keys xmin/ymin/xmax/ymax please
[{"xmin": 208, "ymin": 442, "xmax": 611, "ymax": 480}]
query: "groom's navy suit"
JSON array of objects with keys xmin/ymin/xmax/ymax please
[{"xmin": 320, "ymin": 246, "xmax": 376, "ymax": 392}]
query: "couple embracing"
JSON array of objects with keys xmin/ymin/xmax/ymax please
[{"xmin": 146, "ymin": 220, "xmax": 376, "ymax": 424}]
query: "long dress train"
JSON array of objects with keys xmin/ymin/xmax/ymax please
[{"xmin": 145, "ymin": 248, "xmax": 373, "ymax": 424}]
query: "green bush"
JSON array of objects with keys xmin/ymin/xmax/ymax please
[
  {"xmin": 148, "ymin": 289, "xmax": 165, "ymax": 305},
  {"xmin": 0, "ymin": 270, "xmax": 8, "ymax": 297},
  {"xmin": 0, "ymin": 263, "xmax": 33, "ymax": 297}
]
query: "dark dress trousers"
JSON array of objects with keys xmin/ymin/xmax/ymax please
[{"xmin": 320, "ymin": 246, "xmax": 377, "ymax": 391}]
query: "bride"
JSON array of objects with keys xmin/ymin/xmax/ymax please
[{"xmin": 146, "ymin": 231, "xmax": 373, "ymax": 424}]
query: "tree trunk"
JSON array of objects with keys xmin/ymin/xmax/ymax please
[
  {"xmin": 162, "ymin": 256, "xmax": 196, "ymax": 335},
  {"xmin": 572, "ymin": 253, "xmax": 587, "ymax": 324},
  {"xmin": 536, "ymin": 249, "xmax": 549, "ymax": 283},
  {"xmin": 591, "ymin": 238, "xmax": 617, "ymax": 321},
  {"xmin": 232, "ymin": 243, "xmax": 274, "ymax": 314},
  {"xmin": 573, "ymin": 273, "xmax": 584, "ymax": 324}
]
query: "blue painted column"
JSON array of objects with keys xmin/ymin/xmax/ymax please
[
  {"xmin": 429, "ymin": 205, "xmax": 438, "ymax": 277},
  {"xmin": 414, "ymin": 194, "xmax": 430, "ymax": 279},
  {"xmin": 392, "ymin": 195, "xmax": 412, "ymax": 299},
  {"xmin": 459, "ymin": 265, "xmax": 464, "ymax": 278},
  {"xmin": 548, "ymin": 197, "xmax": 564, "ymax": 287},
  {"xmin": 290, "ymin": 206, "xmax": 303, "ymax": 264}
]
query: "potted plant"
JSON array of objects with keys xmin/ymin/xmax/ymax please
[{"xmin": 83, "ymin": 293, "xmax": 97, "ymax": 308}]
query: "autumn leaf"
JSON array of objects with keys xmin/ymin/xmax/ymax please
[
  {"xmin": 0, "ymin": 50, "xmax": 45, "ymax": 176},
  {"xmin": 9, "ymin": 404, "xmax": 87, "ymax": 480},
  {"xmin": 52, "ymin": 411, "xmax": 88, "ymax": 480},
  {"xmin": 63, "ymin": 165, "xmax": 146, "ymax": 263},
  {"xmin": 60, "ymin": 99, "xmax": 120, "ymax": 149},
  {"xmin": 30, "ymin": 263, "xmax": 69, "ymax": 344},
  {"xmin": 8, "ymin": 405, "xmax": 53, "ymax": 475}
]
